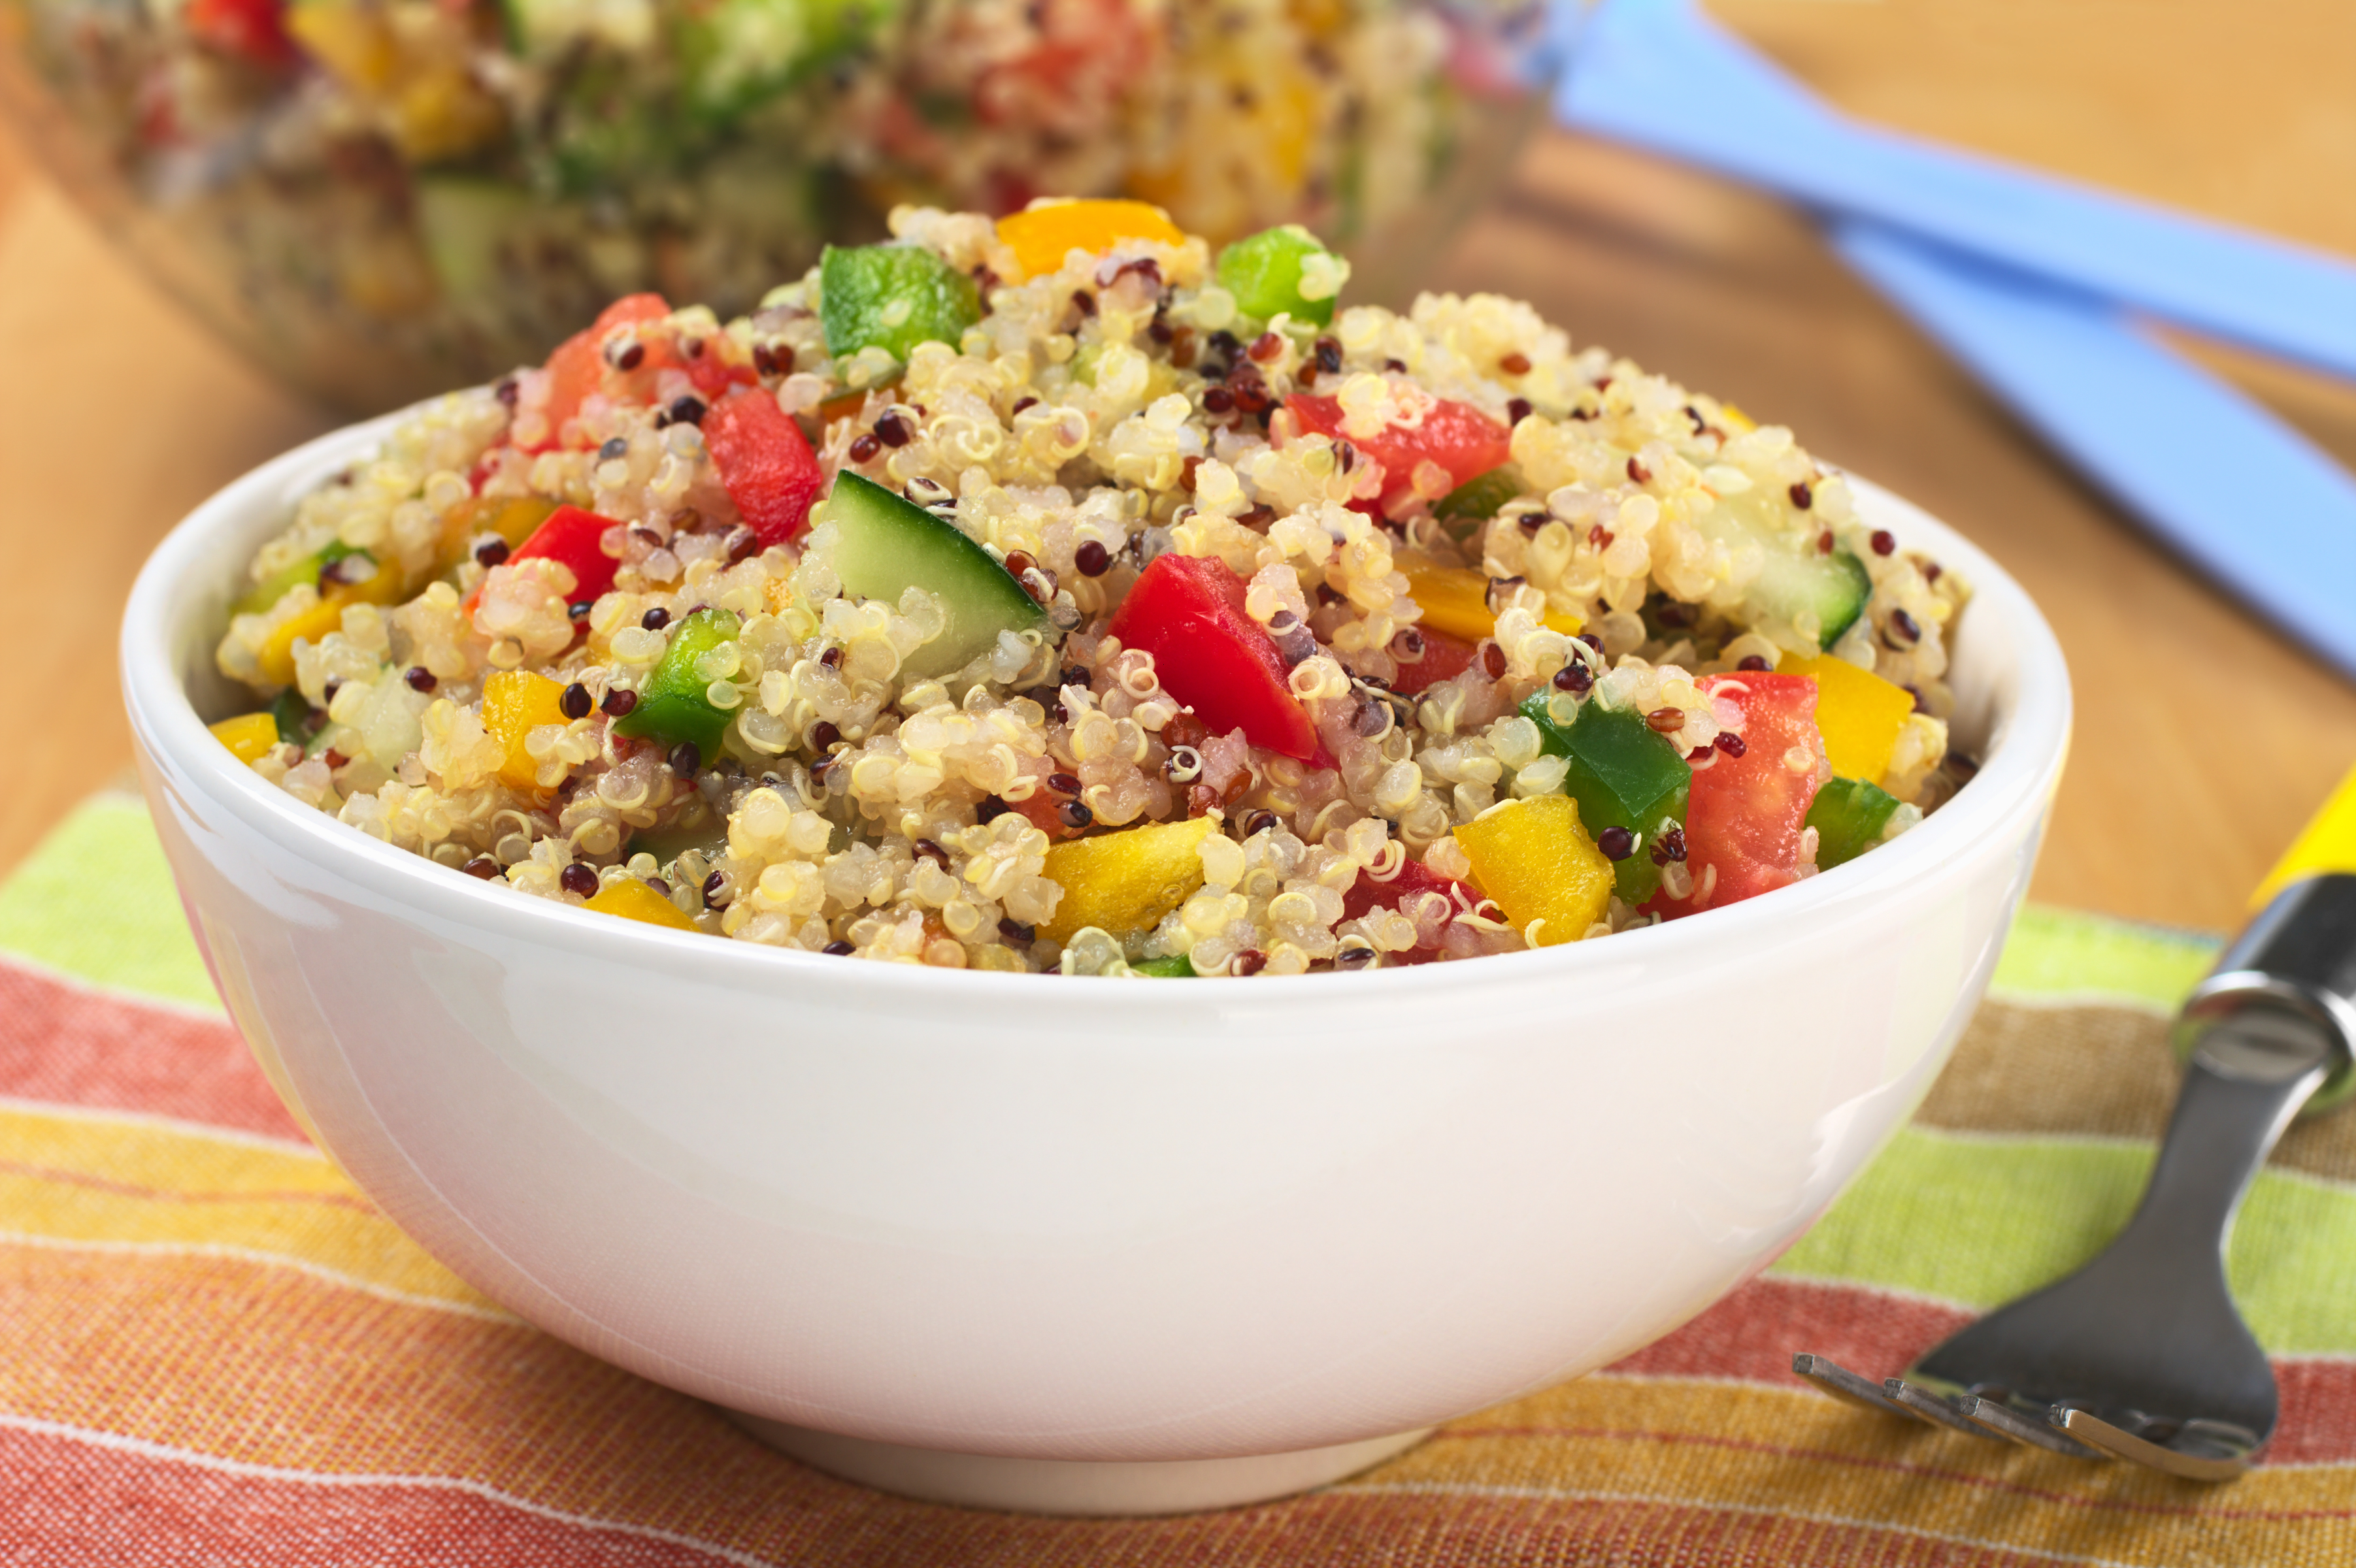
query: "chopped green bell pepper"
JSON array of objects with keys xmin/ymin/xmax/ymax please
[
  {"xmin": 1435, "ymin": 465, "xmax": 1524, "ymax": 541},
  {"xmin": 820, "ymin": 244, "xmax": 982, "ymax": 361},
  {"xmin": 1214, "ymin": 225, "xmax": 1346, "ymax": 327},
  {"xmin": 1806, "ymin": 776, "xmax": 1902, "ymax": 870},
  {"xmin": 613, "ymin": 608, "xmax": 743, "ymax": 757},
  {"xmin": 1520, "ymin": 694, "xmax": 1692, "ymax": 904},
  {"xmin": 233, "ymin": 542, "xmax": 365, "ymax": 619},
  {"xmin": 1131, "ymin": 953, "xmax": 1196, "ymax": 977}
]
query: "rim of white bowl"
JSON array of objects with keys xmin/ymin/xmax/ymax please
[{"xmin": 122, "ymin": 408, "xmax": 2072, "ymax": 1002}]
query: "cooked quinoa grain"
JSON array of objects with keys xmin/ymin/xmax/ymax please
[{"xmin": 210, "ymin": 200, "xmax": 1970, "ymax": 975}]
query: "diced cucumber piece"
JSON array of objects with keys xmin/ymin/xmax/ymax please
[
  {"xmin": 614, "ymin": 608, "xmax": 743, "ymax": 757},
  {"xmin": 1435, "ymin": 465, "xmax": 1523, "ymax": 541},
  {"xmin": 1520, "ymin": 694, "xmax": 1691, "ymax": 904},
  {"xmin": 825, "ymin": 472, "xmax": 1047, "ymax": 678},
  {"xmin": 1806, "ymin": 776, "xmax": 1902, "ymax": 870},
  {"xmin": 233, "ymin": 541, "xmax": 365, "ymax": 618},
  {"xmin": 820, "ymin": 244, "xmax": 982, "ymax": 361},
  {"xmin": 1214, "ymin": 225, "xmax": 1346, "ymax": 327},
  {"xmin": 678, "ymin": 0, "xmax": 898, "ymax": 122},
  {"xmin": 1131, "ymin": 953, "xmax": 1195, "ymax": 977},
  {"xmin": 1693, "ymin": 489, "xmax": 1872, "ymax": 648}
]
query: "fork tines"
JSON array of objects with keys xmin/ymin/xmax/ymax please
[{"xmin": 1790, "ymin": 1355, "xmax": 2099, "ymax": 1458}]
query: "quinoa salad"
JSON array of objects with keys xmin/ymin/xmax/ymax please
[
  {"xmin": 8, "ymin": 0, "xmax": 1522, "ymax": 407},
  {"xmin": 208, "ymin": 198, "xmax": 1975, "ymax": 977}
]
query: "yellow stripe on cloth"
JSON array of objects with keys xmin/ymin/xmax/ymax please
[{"xmin": 0, "ymin": 1104, "xmax": 499, "ymax": 1318}]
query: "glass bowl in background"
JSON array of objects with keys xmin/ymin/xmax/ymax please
[{"xmin": 0, "ymin": 0, "xmax": 1555, "ymax": 413}]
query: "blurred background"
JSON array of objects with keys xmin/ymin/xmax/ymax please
[{"xmin": 3, "ymin": 0, "xmax": 2352, "ymax": 932}]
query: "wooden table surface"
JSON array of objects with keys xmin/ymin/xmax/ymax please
[{"xmin": 4, "ymin": 0, "xmax": 2353, "ymax": 932}]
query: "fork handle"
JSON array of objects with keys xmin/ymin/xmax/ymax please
[
  {"xmin": 2125, "ymin": 874, "xmax": 2356, "ymax": 1257},
  {"xmin": 2115, "ymin": 1032, "xmax": 2330, "ymax": 1264}
]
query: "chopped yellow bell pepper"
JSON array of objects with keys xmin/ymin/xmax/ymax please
[
  {"xmin": 997, "ymin": 200, "xmax": 1186, "ymax": 280},
  {"xmin": 208, "ymin": 713, "xmax": 282, "ymax": 764},
  {"xmin": 584, "ymin": 875, "xmax": 699, "ymax": 932},
  {"xmin": 1040, "ymin": 814, "xmax": 1219, "ymax": 943},
  {"xmin": 287, "ymin": 3, "xmax": 399, "ymax": 92},
  {"xmin": 1781, "ymin": 653, "xmax": 1913, "ymax": 786},
  {"xmin": 2252, "ymin": 760, "xmax": 2356, "ymax": 911},
  {"xmin": 253, "ymin": 557, "xmax": 410, "ymax": 687},
  {"xmin": 1716, "ymin": 402, "xmax": 1757, "ymax": 434},
  {"xmin": 1452, "ymin": 794, "xmax": 1614, "ymax": 948},
  {"xmin": 437, "ymin": 494, "xmax": 558, "ymax": 570},
  {"xmin": 482, "ymin": 670, "xmax": 570, "ymax": 795},
  {"xmin": 1396, "ymin": 551, "xmax": 1581, "ymax": 645}
]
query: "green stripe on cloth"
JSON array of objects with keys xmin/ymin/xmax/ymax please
[
  {"xmin": 1987, "ymin": 903, "xmax": 2217, "ymax": 1011},
  {"xmin": 1772, "ymin": 1124, "xmax": 2356, "ymax": 1353},
  {"xmin": 0, "ymin": 794, "xmax": 221, "ymax": 1013}
]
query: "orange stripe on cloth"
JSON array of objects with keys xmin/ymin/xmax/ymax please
[
  {"xmin": 0, "ymin": 1418, "xmax": 771, "ymax": 1568},
  {"xmin": 0, "ymin": 1413, "xmax": 2093, "ymax": 1568},
  {"xmin": 3, "ymin": 1240, "xmax": 2352, "ymax": 1568},
  {"xmin": 0, "ymin": 957, "xmax": 301, "ymax": 1143}
]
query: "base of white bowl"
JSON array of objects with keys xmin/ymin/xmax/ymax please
[{"xmin": 726, "ymin": 1414, "xmax": 1433, "ymax": 1516}]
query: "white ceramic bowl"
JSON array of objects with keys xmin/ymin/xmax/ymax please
[{"xmin": 122, "ymin": 412, "xmax": 2070, "ymax": 1516}]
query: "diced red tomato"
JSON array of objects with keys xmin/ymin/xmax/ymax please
[
  {"xmin": 1648, "ymin": 672, "xmax": 1829, "ymax": 918},
  {"xmin": 187, "ymin": 0, "xmax": 297, "ymax": 67},
  {"xmin": 1340, "ymin": 859, "xmax": 1477, "ymax": 963},
  {"xmin": 472, "ymin": 504, "xmax": 621, "ymax": 610},
  {"xmin": 1388, "ymin": 627, "xmax": 1479, "ymax": 696},
  {"xmin": 527, "ymin": 293, "xmax": 672, "ymax": 454},
  {"xmin": 1286, "ymin": 394, "xmax": 1512, "ymax": 517},
  {"xmin": 703, "ymin": 388, "xmax": 824, "ymax": 547},
  {"xmin": 1105, "ymin": 555, "xmax": 1320, "ymax": 760}
]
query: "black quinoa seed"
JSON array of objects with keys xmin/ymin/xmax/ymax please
[
  {"xmin": 1480, "ymin": 642, "xmax": 1508, "ymax": 679},
  {"xmin": 560, "ymin": 681, "xmax": 592, "ymax": 719},
  {"xmin": 1650, "ymin": 826, "xmax": 1688, "ymax": 866},
  {"xmin": 912, "ymin": 839, "xmax": 950, "ymax": 869},
  {"xmin": 1058, "ymin": 800, "xmax": 1094, "ymax": 831},
  {"xmin": 976, "ymin": 794, "xmax": 1013, "ymax": 823},
  {"xmin": 1553, "ymin": 661, "xmax": 1593, "ymax": 693},
  {"xmin": 1315, "ymin": 337, "xmax": 1342, "ymax": 374},
  {"xmin": 644, "ymin": 877, "xmax": 671, "ymax": 898},
  {"xmin": 849, "ymin": 433, "xmax": 882, "ymax": 463},
  {"xmin": 703, "ymin": 870, "xmax": 729, "ymax": 905},
  {"xmin": 1048, "ymin": 770, "xmax": 1084, "ymax": 795},
  {"xmin": 999, "ymin": 916, "xmax": 1035, "ymax": 945},
  {"xmin": 726, "ymin": 525, "xmax": 761, "ymax": 564},
  {"xmin": 405, "ymin": 666, "xmax": 437, "ymax": 693},
  {"xmin": 1736, "ymin": 655, "xmax": 1770, "ymax": 672},
  {"xmin": 668, "ymin": 741, "xmax": 702, "ymax": 775},
  {"xmin": 1626, "ymin": 456, "xmax": 1651, "ymax": 484},
  {"xmin": 493, "ymin": 378, "xmax": 519, "ymax": 407},
  {"xmin": 1870, "ymin": 529, "xmax": 1897, "ymax": 556},
  {"xmin": 322, "ymin": 679, "xmax": 343, "ymax": 704},
  {"xmin": 1231, "ymin": 950, "xmax": 1268, "ymax": 977},
  {"xmin": 1074, "ymin": 540, "xmax": 1110, "ymax": 576},
  {"xmin": 1202, "ymin": 385, "xmax": 1235, "ymax": 415},
  {"xmin": 1789, "ymin": 481, "xmax": 1814, "ymax": 510},
  {"xmin": 1207, "ymin": 329, "xmax": 1242, "ymax": 359},
  {"xmin": 668, "ymin": 395, "xmax": 706, "ymax": 427},
  {"xmin": 875, "ymin": 410, "xmax": 912, "ymax": 447},
  {"xmin": 601, "ymin": 688, "xmax": 639, "ymax": 717},
  {"xmin": 823, "ymin": 939, "xmax": 855, "ymax": 956},
  {"xmin": 1888, "ymin": 608, "xmax": 1921, "ymax": 645},
  {"xmin": 474, "ymin": 538, "xmax": 510, "ymax": 568},
  {"xmin": 1384, "ymin": 357, "xmax": 1407, "ymax": 373},
  {"xmin": 1714, "ymin": 731, "xmax": 1747, "ymax": 757},
  {"xmin": 1335, "ymin": 945, "xmax": 1375, "ymax": 968},
  {"xmin": 1508, "ymin": 397, "xmax": 1533, "ymax": 424},
  {"xmin": 641, "ymin": 606, "xmax": 671, "ymax": 630},
  {"xmin": 1010, "ymin": 395, "xmax": 1039, "ymax": 416},
  {"xmin": 462, "ymin": 857, "xmax": 500, "ymax": 879},
  {"xmin": 559, "ymin": 862, "xmax": 599, "ymax": 898},
  {"xmin": 810, "ymin": 719, "xmax": 841, "ymax": 750},
  {"xmin": 569, "ymin": 600, "xmax": 595, "ymax": 620},
  {"xmin": 1244, "ymin": 808, "xmax": 1279, "ymax": 838},
  {"xmin": 1353, "ymin": 696, "xmax": 1389, "ymax": 736},
  {"xmin": 599, "ymin": 437, "xmax": 629, "ymax": 462},
  {"xmin": 1070, "ymin": 289, "xmax": 1097, "ymax": 318},
  {"xmin": 1597, "ymin": 825, "xmax": 1635, "ymax": 861},
  {"xmin": 613, "ymin": 340, "xmax": 644, "ymax": 371},
  {"xmin": 820, "ymin": 645, "xmax": 844, "ymax": 668}
]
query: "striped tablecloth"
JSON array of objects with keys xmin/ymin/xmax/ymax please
[{"xmin": 5, "ymin": 794, "xmax": 2352, "ymax": 1565}]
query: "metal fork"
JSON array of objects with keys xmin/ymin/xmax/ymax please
[{"xmin": 1795, "ymin": 874, "xmax": 2356, "ymax": 1480}]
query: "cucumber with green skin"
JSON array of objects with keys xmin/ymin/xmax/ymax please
[
  {"xmin": 1694, "ymin": 489, "xmax": 1872, "ymax": 649},
  {"xmin": 1131, "ymin": 954, "xmax": 1195, "ymax": 977},
  {"xmin": 825, "ymin": 472, "xmax": 1047, "ymax": 679}
]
